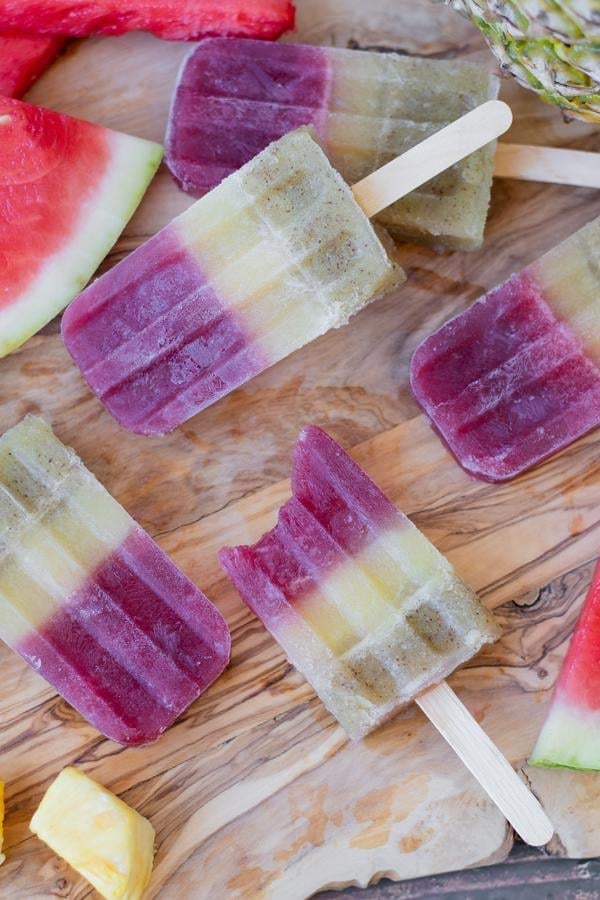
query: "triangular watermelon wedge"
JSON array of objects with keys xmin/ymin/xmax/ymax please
[
  {"xmin": 0, "ymin": 31, "xmax": 64, "ymax": 98},
  {"xmin": 0, "ymin": 97, "xmax": 163, "ymax": 357},
  {"xmin": 530, "ymin": 560, "xmax": 600, "ymax": 770}
]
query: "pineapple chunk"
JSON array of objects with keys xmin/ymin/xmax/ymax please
[
  {"xmin": 30, "ymin": 768, "xmax": 154, "ymax": 900},
  {"xmin": 0, "ymin": 779, "xmax": 5, "ymax": 865}
]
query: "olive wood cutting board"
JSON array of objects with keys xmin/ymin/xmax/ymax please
[{"xmin": 1, "ymin": 0, "xmax": 600, "ymax": 897}]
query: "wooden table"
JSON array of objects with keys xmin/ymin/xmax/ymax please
[{"xmin": 1, "ymin": 1, "xmax": 599, "ymax": 897}]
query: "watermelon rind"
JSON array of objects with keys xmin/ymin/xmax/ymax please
[
  {"xmin": 529, "ymin": 699, "xmax": 600, "ymax": 771},
  {"xmin": 0, "ymin": 131, "xmax": 163, "ymax": 358}
]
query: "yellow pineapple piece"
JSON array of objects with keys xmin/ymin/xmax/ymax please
[
  {"xmin": 0, "ymin": 779, "xmax": 5, "ymax": 865},
  {"xmin": 30, "ymin": 767, "xmax": 154, "ymax": 900}
]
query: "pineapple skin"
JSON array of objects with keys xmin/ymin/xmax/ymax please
[
  {"xmin": 444, "ymin": 0, "xmax": 600, "ymax": 121},
  {"xmin": 30, "ymin": 767, "xmax": 155, "ymax": 900}
]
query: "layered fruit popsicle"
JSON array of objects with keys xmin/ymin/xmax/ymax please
[
  {"xmin": 0, "ymin": 0, "xmax": 295, "ymax": 40},
  {"xmin": 63, "ymin": 127, "xmax": 403, "ymax": 436},
  {"xmin": 0, "ymin": 416, "xmax": 230, "ymax": 745},
  {"xmin": 0, "ymin": 31, "xmax": 63, "ymax": 97},
  {"xmin": 220, "ymin": 426, "xmax": 498, "ymax": 739},
  {"xmin": 166, "ymin": 38, "xmax": 498, "ymax": 250},
  {"xmin": 1, "ymin": 96, "xmax": 162, "ymax": 358},
  {"xmin": 411, "ymin": 215, "xmax": 600, "ymax": 482},
  {"xmin": 530, "ymin": 560, "xmax": 600, "ymax": 771}
]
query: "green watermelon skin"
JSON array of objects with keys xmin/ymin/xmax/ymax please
[
  {"xmin": 0, "ymin": 97, "xmax": 162, "ymax": 357},
  {"xmin": 530, "ymin": 561, "xmax": 600, "ymax": 771}
]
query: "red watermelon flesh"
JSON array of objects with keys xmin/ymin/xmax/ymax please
[
  {"xmin": 0, "ymin": 1, "xmax": 295, "ymax": 40},
  {"xmin": 0, "ymin": 96, "xmax": 163, "ymax": 357},
  {"xmin": 0, "ymin": 31, "xmax": 64, "ymax": 97},
  {"xmin": 530, "ymin": 561, "xmax": 600, "ymax": 770}
]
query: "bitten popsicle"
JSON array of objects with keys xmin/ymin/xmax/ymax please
[
  {"xmin": 410, "ymin": 215, "xmax": 600, "ymax": 482},
  {"xmin": 530, "ymin": 560, "xmax": 600, "ymax": 771},
  {"xmin": 220, "ymin": 425, "xmax": 499, "ymax": 738},
  {"xmin": 0, "ymin": 416, "xmax": 230, "ymax": 745},
  {"xmin": 220, "ymin": 426, "xmax": 554, "ymax": 845},
  {"xmin": 166, "ymin": 38, "xmax": 498, "ymax": 250}
]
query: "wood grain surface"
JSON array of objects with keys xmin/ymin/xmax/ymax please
[{"xmin": 1, "ymin": 1, "xmax": 599, "ymax": 897}]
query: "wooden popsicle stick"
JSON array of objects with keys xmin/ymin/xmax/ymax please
[
  {"xmin": 350, "ymin": 106, "xmax": 553, "ymax": 846},
  {"xmin": 416, "ymin": 681, "xmax": 554, "ymax": 847},
  {"xmin": 352, "ymin": 99, "xmax": 513, "ymax": 217},
  {"xmin": 494, "ymin": 143, "xmax": 600, "ymax": 189}
]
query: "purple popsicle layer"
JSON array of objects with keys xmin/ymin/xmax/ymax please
[
  {"xmin": 222, "ymin": 425, "xmax": 403, "ymax": 621},
  {"xmin": 166, "ymin": 39, "xmax": 330, "ymax": 194},
  {"xmin": 411, "ymin": 217, "xmax": 600, "ymax": 481},
  {"xmin": 62, "ymin": 227, "xmax": 264, "ymax": 435},
  {"xmin": 19, "ymin": 528, "xmax": 230, "ymax": 745}
]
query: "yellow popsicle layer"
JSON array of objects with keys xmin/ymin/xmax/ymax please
[
  {"xmin": 281, "ymin": 522, "xmax": 498, "ymax": 738},
  {"xmin": 0, "ymin": 417, "xmax": 132, "ymax": 644},
  {"xmin": 530, "ymin": 216, "xmax": 600, "ymax": 367},
  {"xmin": 175, "ymin": 128, "xmax": 404, "ymax": 363}
]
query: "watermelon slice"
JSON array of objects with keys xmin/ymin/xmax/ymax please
[
  {"xmin": 0, "ymin": 97, "xmax": 163, "ymax": 358},
  {"xmin": 0, "ymin": 1, "xmax": 295, "ymax": 40},
  {"xmin": 530, "ymin": 560, "xmax": 600, "ymax": 770},
  {"xmin": 0, "ymin": 31, "xmax": 64, "ymax": 97}
]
